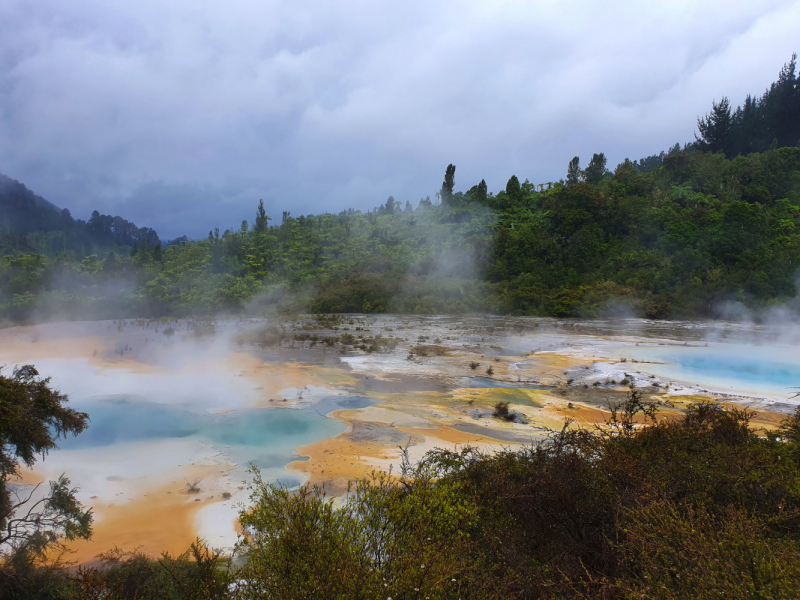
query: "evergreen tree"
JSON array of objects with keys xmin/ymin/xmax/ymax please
[
  {"xmin": 696, "ymin": 97, "xmax": 732, "ymax": 154},
  {"xmin": 255, "ymin": 200, "xmax": 270, "ymax": 233},
  {"xmin": 732, "ymin": 94, "xmax": 761, "ymax": 155},
  {"xmin": 385, "ymin": 196, "xmax": 396, "ymax": 215},
  {"xmin": 477, "ymin": 179, "xmax": 488, "ymax": 203},
  {"xmin": 506, "ymin": 175, "xmax": 521, "ymax": 197},
  {"xmin": 567, "ymin": 156, "xmax": 582, "ymax": 185},
  {"xmin": 763, "ymin": 53, "xmax": 799, "ymax": 149},
  {"xmin": 441, "ymin": 164, "xmax": 456, "ymax": 206},
  {"xmin": 584, "ymin": 153, "xmax": 608, "ymax": 184}
]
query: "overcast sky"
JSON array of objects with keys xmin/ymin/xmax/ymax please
[{"xmin": 1, "ymin": 0, "xmax": 798, "ymax": 239}]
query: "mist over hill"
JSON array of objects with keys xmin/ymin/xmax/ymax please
[{"xmin": 1, "ymin": 55, "xmax": 799, "ymax": 323}]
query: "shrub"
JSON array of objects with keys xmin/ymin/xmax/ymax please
[
  {"xmin": 619, "ymin": 502, "xmax": 800, "ymax": 599},
  {"xmin": 70, "ymin": 541, "xmax": 231, "ymax": 600},
  {"xmin": 234, "ymin": 458, "xmax": 478, "ymax": 599},
  {"xmin": 232, "ymin": 398, "xmax": 800, "ymax": 599},
  {"xmin": 9, "ymin": 394, "xmax": 800, "ymax": 599},
  {"xmin": 492, "ymin": 401, "xmax": 515, "ymax": 422}
]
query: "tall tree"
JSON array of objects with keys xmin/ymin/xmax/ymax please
[
  {"xmin": 441, "ymin": 164, "xmax": 456, "ymax": 206},
  {"xmin": 506, "ymin": 175, "xmax": 521, "ymax": 198},
  {"xmin": 567, "ymin": 156, "xmax": 583, "ymax": 185},
  {"xmin": 584, "ymin": 153, "xmax": 608, "ymax": 184},
  {"xmin": 255, "ymin": 200, "xmax": 270, "ymax": 233},
  {"xmin": 763, "ymin": 53, "xmax": 799, "ymax": 149},
  {"xmin": 696, "ymin": 97, "xmax": 732, "ymax": 154},
  {"xmin": 477, "ymin": 179, "xmax": 488, "ymax": 203},
  {"xmin": 731, "ymin": 94, "xmax": 759, "ymax": 156}
]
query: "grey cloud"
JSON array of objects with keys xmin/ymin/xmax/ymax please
[{"xmin": 0, "ymin": 0, "xmax": 798, "ymax": 238}]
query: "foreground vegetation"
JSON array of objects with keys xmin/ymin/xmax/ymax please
[
  {"xmin": 3, "ymin": 363, "xmax": 800, "ymax": 598},
  {"xmin": 230, "ymin": 397, "xmax": 800, "ymax": 599}
]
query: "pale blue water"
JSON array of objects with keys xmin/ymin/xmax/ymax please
[
  {"xmin": 61, "ymin": 395, "xmax": 347, "ymax": 471},
  {"xmin": 627, "ymin": 345, "xmax": 800, "ymax": 396},
  {"xmin": 658, "ymin": 354, "xmax": 799, "ymax": 388}
]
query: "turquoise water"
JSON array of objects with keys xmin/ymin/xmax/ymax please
[
  {"xmin": 628, "ymin": 345, "xmax": 800, "ymax": 396},
  {"xmin": 61, "ymin": 395, "xmax": 346, "ymax": 470}
]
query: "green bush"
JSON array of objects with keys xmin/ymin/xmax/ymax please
[{"xmin": 231, "ymin": 399, "xmax": 800, "ymax": 599}]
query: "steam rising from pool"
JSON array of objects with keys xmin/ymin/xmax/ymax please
[{"xmin": 2, "ymin": 314, "xmax": 799, "ymax": 559}]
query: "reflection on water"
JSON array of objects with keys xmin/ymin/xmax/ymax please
[{"xmin": 61, "ymin": 396, "xmax": 346, "ymax": 470}]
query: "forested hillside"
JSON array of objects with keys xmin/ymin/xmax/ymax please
[
  {"xmin": 488, "ymin": 148, "xmax": 800, "ymax": 317},
  {"xmin": 0, "ymin": 174, "xmax": 160, "ymax": 256},
  {"xmin": 2, "ymin": 145, "xmax": 799, "ymax": 322},
  {"xmin": 1, "ymin": 56, "xmax": 799, "ymax": 323}
]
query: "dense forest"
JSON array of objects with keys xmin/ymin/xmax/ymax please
[
  {"xmin": 3, "ymin": 146, "xmax": 800, "ymax": 322},
  {"xmin": 1, "ymin": 55, "xmax": 799, "ymax": 323}
]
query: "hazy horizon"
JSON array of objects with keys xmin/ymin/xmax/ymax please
[{"xmin": 1, "ymin": 0, "xmax": 799, "ymax": 238}]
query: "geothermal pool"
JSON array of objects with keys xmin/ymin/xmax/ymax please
[
  {"xmin": 625, "ymin": 344, "xmax": 800, "ymax": 399},
  {"xmin": 60, "ymin": 398, "xmax": 346, "ymax": 476},
  {"xmin": 1, "ymin": 316, "xmax": 797, "ymax": 561}
]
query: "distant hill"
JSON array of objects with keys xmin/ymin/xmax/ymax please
[
  {"xmin": 0, "ymin": 173, "xmax": 161, "ymax": 256},
  {"xmin": 0, "ymin": 173, "xmax": 59, "ymax": 211},
  {"xmin": 0, "ymin": 173, "xmax": 72, "ymax": 234}
]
